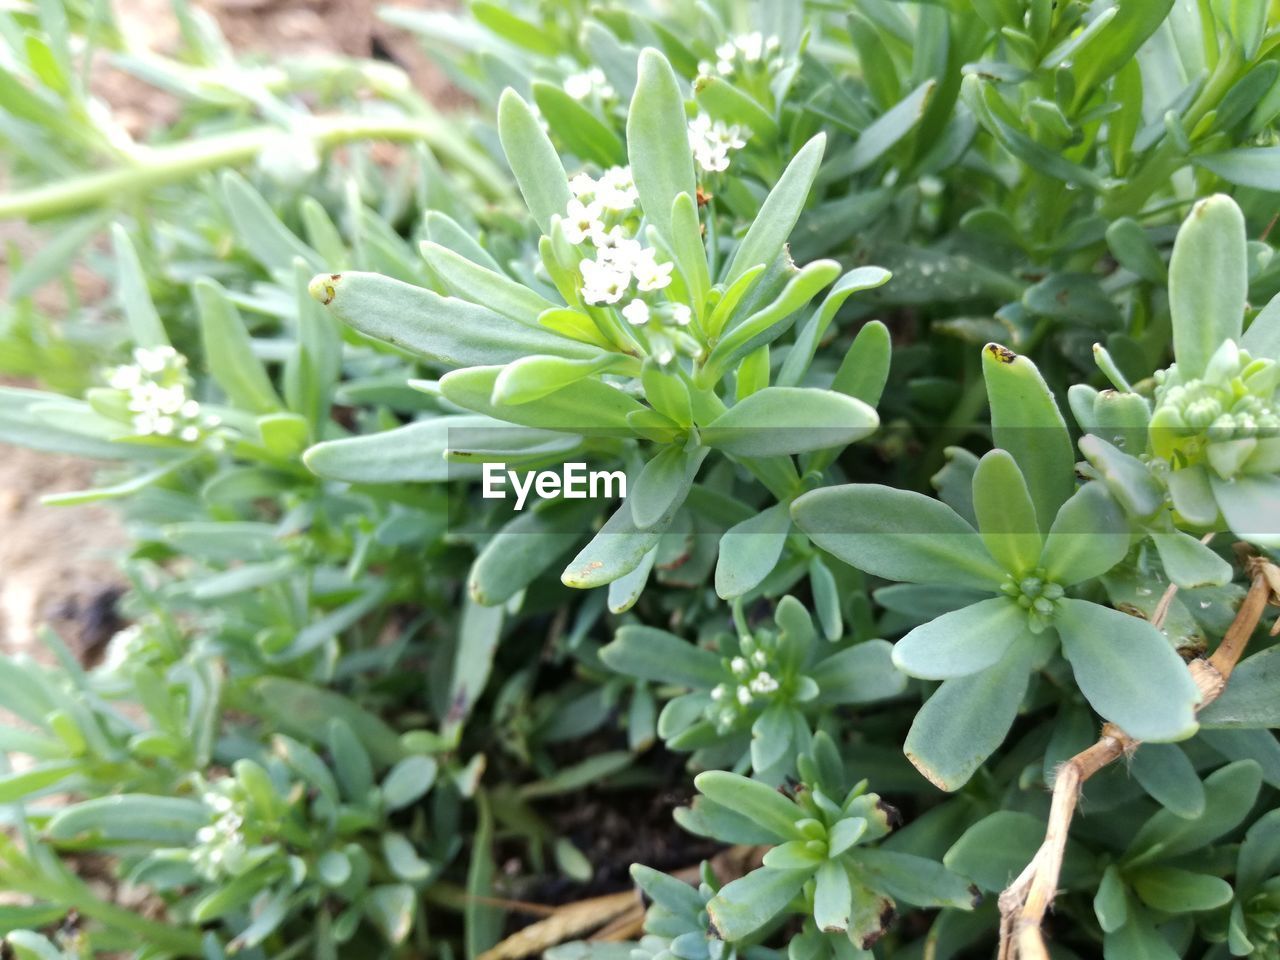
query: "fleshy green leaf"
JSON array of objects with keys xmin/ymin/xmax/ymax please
[
  {"xmin": 846, "ymin": 81, "xmax": 935, "ymax": 172},
  {"xmin": 304, "ymin": 416, "xmax": 486, "ymax": 483},
  {"xmin": 629, "ymin": 445, "xmax": 709, "ymax": 530},
  {"xmin": 627, "ymin": 48, "xmax": 696, "ymax": 244},
  {"xmin": 892, "ymin": 598, "xmax": 1030, "ymax": 680},
  {"xmin": 707, "ymin": 867, "xmax": 809, "ymax": 941},
  {"xmin": 715, "ymin": 501, "xmax": 791, "ymax": 599},
  {"xmin": 946, "ymin": 811, "xmax": 1094, "ymax": 894},
  {"xmin": 1125, "ymin": 760, "xmax": 1263, "ymax": 864},
  {"xmin": 670, "ymin": 192, "xmax": 711, "ymax": 318},
  {"xmin": 1130, "ymin": 867, "xmax": 1232, "ymax": 912},
  {"xmin": 194, "ymin": 278, "xmax": 283, "ymax": 415},
  {"xmin": 492, "ymin": 355, "xmax": 619, "ymax": 406},
  {"xmin": 1199, "ymin": 645, "xmax": 1280, "ymax": 728},
  {"xmin": 1130, "ymin": 744, "xmax": 1205, "ymax": 819},
  {"xmin": 1167, "ymin": 194, "xmax": 1246, "ymax": 377},
  {"xmin": 532, "ymin": 80, "xmax": 626, "ymax": 167},
  {"xmin": 561, "ymin": 498, "xmax": 670, "ymax": 588},
  {"xmin": 813, "ymin": 860, "xmax": 853, "ymax": 932},
  {"xmin": 792, "ymin": 484, "xmax": 1005, "ymax": 590},
  {"xmin": 420, "ymin": 241, "xmax": 557, "ymax": 326},
  {"xmin": 1055, "ymin": 599, "xmax": 1199, "ymax": 742},
  {"xmin": 813, "ymin": 640, "xmax": 906, "ymax": 704},
  {"xmin": 848, "ymin": 848, "xmax": 977, "ymax": 909},
  {"xmin": 440, "ymin": 366, "xmax": 642, "ymax": 436},
  {"xmin": 701, "ymin": 260, "xmax": 842, "ymax": 382},
  {"xmin": 311, "ymin": 272, "xmax": 598, "ymax": 368},
  {"xmin": 1079, "ymin": 434, "xmax": 1164, "ymax": 519},
  {"xmin": 1211, "ymin": 473, "xmax": 1280, "ymax": 548},
  {"xmin": 47, "ymin": 795, "xmax": 209, "ymax": 844},
  {"xmin": 700, "ymin": 387, "xmax": 878, "ymax": 457},
  {"xmin": 1243, "ymin": 290, "xmax": 1280, "ymax": 361},
  {"xmin": 382, "ymin": 756, "xmax": 439, "ymax": 812},
  {"xmin": 694, "ymin": 771, "xmax": 801, "ymax": 842},
  {"xmin": 1040, "ymin": 482, "xmax": 1131, "ymax": 586},
  {"xmin": 982, "ymin": 343, "xmax": 1074, "ymax": 532},
  {"xmin": 497, "ymin": 88, "xmax": 572, "ymax": 235},
  {"xmin": 971, "ymin": 450, "xmax": 1041, "ymax": 577},
  {"xmin": 723, "ymin": 133, "xmax": 825, "ymax": 285},
  {"xmin": 111, "ymin": 225, "xmax": 168, "ymax": 348},
  {"xmin": 600, "ymin": 626, "xmax": 723, "ymax": 688},
  {"xmin": 469, "ymin": 504, "xmax": 594, "ymax": 605},
  {"xmin": 903, "ymin": 645, "xmax": 1034, "ymax": 791},
  {"xmin": 1095, "ymin": 864, "xmax": 1129, "ymax": 933},
  {"xmin": 1151, "ymin": 532, "xmax": 1232, "ymax": 589}
]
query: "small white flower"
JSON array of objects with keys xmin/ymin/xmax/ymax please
[
  {"xmin": 204, "ymin": 792, "xmax": 235, "ymax": 814},
  {"xmin": 688, "ymin": 113, "xmax": 747, "ymax": 173},
  {"xmin": 621, "ymin": 299, "xmax": 650, "ymax": 326},
  {"xmin": 154, "ymin": 384, "xmax": 186, "ymax": 415},
  {"xmin": 141, "ymin": 345, "xmax": 182, "ymax": 373},
  {"xmin": 564, "ymin": 72, "xmax": 593, "ymax": 101},
  {"xmin": 562, "ymin": 197, "xmax": 607, "ymax": 246},
  {"xmin": 736, "ymin": 686, "xmax": 753, "ymax": 706},
  {"xmin": 569, "ymin": 172, "xmax": 598, "ymax": 198},
  {"xmin": 595, "ymin": 166, "xmax": 638, "ymax": 211},
  {"xmin": 671, "ymin": 304, "xmax": 693, "ymax": 326},
  {"xmin": 597, "ymin": 231, "xmax": 641, "ymax": 262},
  {"xmin": 632, "ymin": 249, "xmax": 674, "ymax": 292},
  {"xmin": 580, "ymin": 257, "xmax": 630, "ymax": 305},
  {"xmin": 736, "ymin": 32, "xmax": 765, "ymax": 62},
  {"xmin": 564, "ymin": 67, "xmax": 612, "ymax": 101},
  {"xmin": 710, "ymin": 684, "xmax": 726, "ymax": 701},
  {"xmin": 730, "ymin": 656, "xmax": 749, "ymax": 676},
  {"xmin": 749, "ymin": 672, "xmax": 779, "ymax": 695},
  {"xmin": 108, "ymin": 365, "xmax": 140, "ymax": 390},
  {"xmin": 751, "ymin": 649, "xmax": 768, "ymax": 667}
]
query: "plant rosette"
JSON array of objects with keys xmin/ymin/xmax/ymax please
[{"xmin": 792, "ymin": 345, "xmax": 1203, "ymax": 791}]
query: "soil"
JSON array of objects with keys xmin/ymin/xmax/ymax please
[
  {"xmin": 0, "ymin": 0, "xmax": 459, "ymax": 661},
  {"xmin": 523, "ymin": 780, "xmax": 723, "ymax": 905},
  {"xmin": 0, "ymin": 444, "xmax": 125, "ymax": 662}
]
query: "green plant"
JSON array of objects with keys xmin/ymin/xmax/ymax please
[{"xmin": 0, "ymin": 2, "xmax": 1279, "ymax": 959}]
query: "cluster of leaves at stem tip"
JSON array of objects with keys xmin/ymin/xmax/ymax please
[{"xmin": 2, "ymin": 0, "xmax": 1280, "ymax": 959}]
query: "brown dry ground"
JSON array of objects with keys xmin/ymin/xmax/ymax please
[{"xmin": 0, "ymin": 0, "xmax": 455, "ymax": 661}]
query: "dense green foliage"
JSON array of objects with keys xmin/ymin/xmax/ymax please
[{"xmin": 2, "ymin": 1, "xmax": 1280, "ymax": 958}]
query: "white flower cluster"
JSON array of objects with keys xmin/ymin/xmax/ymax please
[
  {"xmin": 698, "ymin": 32, "xmax": 782, "ymax": 79},
  {"xmin": 564, "ymin": 66, "xmax": 614, "ymax": 102},
  {"xmin": 709, "ymin": 648, "xmax": 780, "ymax": 722},
  {"xmin": 562, "ymin": 168, "xmax": 691, "ymax": 333},
  {"xmin": 107, "ymin": 346, "xmax": 218, "ymax": 442},
  {"xmin": 192, "ymin": 791, "xmax": 248, "ymax": 881},
  {"xmin": 688, "ymin": 113, "xmax": 748, "ymax": 173}
]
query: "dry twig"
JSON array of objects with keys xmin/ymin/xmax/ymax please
[{"xmin": 997, "ymin": 558, "xmax": 1278, "ymax": 959}]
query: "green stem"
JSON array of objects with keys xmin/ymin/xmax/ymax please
[
  {"xmin": 1102, "ymin": 47, "xmax": 1243, "ymax": 219},
  {"xmin": 0, "ymin": 114, "xmax": 513, "ymax": 222}
]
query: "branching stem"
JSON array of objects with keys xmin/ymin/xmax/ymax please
[
  {"xmin": 0, "ymin": 114, "xmax": 512, "ymax": 221},
  {"xmin": 997, "ymin": 558, "xmax": 1277, "ymax": 959}
]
